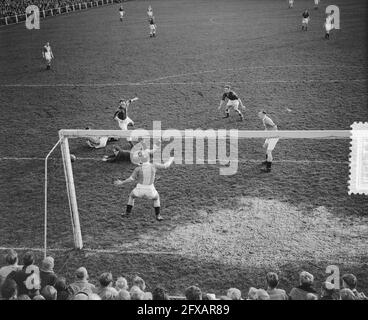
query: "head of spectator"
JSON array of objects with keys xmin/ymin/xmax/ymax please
[
  {"xmin": 266, "ymin": 272, "xmax": 279, "ymax": 289},
  {"xmin": 40, "ymin": 256, "xmax": 54, "ymax": 273},
  {"xmin": 342, "ymin": 274, "xmax": 357, "ymax": 290},
  {"xmin": 74, "ymin": 291, "xmax": 90, "ymax": 300},
  {"xmin": 33, "ymin": 294, "xmax": 46, "ymax": 300},
  {"xmin": 247, "ymin": 287, "xmax": 258, "ymax": 300},
  {"xmin": 1, "ymin": 278, "xmax": 17, "ymax": 300},
  {"xmin": 185, "ymin": 286, "xmax": 202, "ymax": 300},
  {"xmin": 116, "ymin": 289, "xmax": 131, "ymax": 300},
  {"xmin": 202, "ymin": 293, "xmax": 217, "ymax": 300},
  {"xmin": 152, "ymin": 286, "xmax": 169, "ymax": 300},
  {"xmin": 4, "ymin": 249, "xmax": 18, "ymax": 266},
  {"xmin": 133, "ymin": 276, "xmax": 146, "ymax": 291},
  {"xmin": 227, "ymin": 288, "xmax": 242, "ymax": 300},
  {"xmin": 17, "ymin": 294, "xmax": 31, "ymax": 300},
  {"xmin": 340, "ymin": 288, "xmax": 356, "ymax": 300},
  {"xmin": 306, "ymin": 293, "xmax": 318, "ymax": 300},
  {"xmin": 299, "ymin": 271, "xmax": 314, "ymax": 287},
  {"xmin": 75, "ymin": 267, "xmax": 89, "ymax": 281},
  {"xmin": 99, "ymin": 272, "xmax": 113, "ymax": 288},
  {"xmin": 54, "ymin": 277, "xmax": 70, "ymax": 300},
  {"xmin": 130, "ymin": 285, "xmax": 145, "ymax": 300},
  {"xmin": 90, "ymin": 293, "xmax": 102, "ymax": 300},
  {"xmin": 41, "ymin": 285, "xmax": 57, "ymax": 300},
  {"xmin": 23, "ymin": 251, "xmax": 35, "ymax": 267},
  {"xmin": 256, "ymin": 289, "xmax": 270, "ymax": 300},
  {"xmin": 115, "ymin": 276, "xmax": 128, "ymax": 291}
]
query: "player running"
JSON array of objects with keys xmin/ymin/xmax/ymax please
[
  {"xmin": 258, "ymin": 111, "xmax": 278, "ymax": 173},
  {"xmin": 149, "ymin": 15, "xmax": 157, "ymax": 37},
  {"xmin": 113, "ymin": 97, "xmax": 138, "ymax": 146},
  {"xmin": 114, "ymin": 149, "xmax": 174, "ymax": 222},
  {"xmin": 218, "ymin": 85, "xmax": 245, "ymax": 121},
  {"xmin": 288, "ymin": 0, "xmax": 294, "ymax": 9},
  {"xmin": 119, "ymin": 5, "xmax": 125, "ymax": 22},
  {"xmin": 324, "ymin": 12, "xmax": 334, "ymax": 40},
  {"xmin": 301, "ymin": 9, "xmax": 310, "ymax": 31},
  {"xmin": 42, "ymin": 42, "xmax": 54, "ymax": 70}
]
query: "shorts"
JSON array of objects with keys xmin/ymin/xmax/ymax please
[
  {"xmin": 325, "ymin": 23, "xmax": 333, "ymax": 32},
  {"xmin": 226, "ymin": 99, "xmax": 240, "ymax": 111},
  {"xmin": 302, "ymin": 18, "xmax": 310, "ymax": 24},
  {"xmin": 264, "ymin": 138, "xmax": 279, "ymax": 151},
  {"xmin": 150, "ymin": 24, "xmax": 156, "ymax": 32},
  {"xmin": 132, "ymin": 184, "xmax": 159, "ymax": 200},
  {"xmin": 44, "ymin": 52, "xmax": 51, "ymax": 61}
]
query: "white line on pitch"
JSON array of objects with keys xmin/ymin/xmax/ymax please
[
  {"xmin": 0, "ymin": 79, "xmax": 366, "ymax": 87},
  {"xmin": 0, "ymin": 157, "xmax": 348, "ymax": 164}
]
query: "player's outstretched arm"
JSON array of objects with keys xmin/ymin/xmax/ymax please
[
  {"xmin": 114, "ymin": 176, "xmax": 134, "ymax": 186},
  {"xmin": 155, "ymin": 157, "xmax": 175, "ymax": 169}
]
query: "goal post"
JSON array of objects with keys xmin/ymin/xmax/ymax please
[{"xmin": 57, "ymin": 129, "xmax": 350, "ymax": 250}]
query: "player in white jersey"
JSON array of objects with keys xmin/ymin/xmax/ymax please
[
  {"xmin": 149, "ymin": 15, "xmax": 157, "ymax": 37},
  {"xmin": 218, "ymin": 85, "xmax": 245, "ymax": 121},
  {"xmin": 314, "ymin": 0, "xmax": 320, "ymax": 10},
  {"xmin": 113, "ymin": 97, "xmax": 138, "ymax": 146},
  {"xmin": 147, "ymin": 5, "xmax": 153, "ymax": 18},
  {"xmin": 114, "ymin": 149, "xmax": 174, "ymax": 221},
  {"xmin": 85, "ymin": 127, "xmax": 118, "ymax": 149},
  {"xmin": 42, "ymin": 42, "xmax": 54, "ymax": 70},
  {"xmin": 119, "ymin": 5, "xmax": 125, "ymax": 22},
  {"xmin": 288, "ymin": 0, "xmax": 294, "ymax": 9},
  {"xmin": 324, "ymin": 12, "xmax": 334, "ymax": 39},
  {"xmin": 258, "ymin": 111, "xmax": 278, "ymax": 173}
]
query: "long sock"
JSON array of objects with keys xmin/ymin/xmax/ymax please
[
  {"xmin": 267, "ymin": 162, "xmax": 272, "ymax": 170},
  {"xmin": 154, "ymin": 207, "xmax": 160, "ymax": 216},
  {"xmin": 126, "ymin": 205, "xmax": 133, "ymax": 213}
]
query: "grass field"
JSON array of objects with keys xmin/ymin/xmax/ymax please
[{"xmin": 0, "ymin": 0, "xmax": 367, "ymax": 296}]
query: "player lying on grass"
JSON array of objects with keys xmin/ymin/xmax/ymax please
[
  {"xmin": 42, "ymin": 42, "xmax": 54, "ymax": 70},
  {"xmin": 302, "ymin": 9, "xmax": 310, "ymax": 31},
  {"xmin": 119, "ymin": 5, "xmax": 125, "ymax": 22},
  {"xmin": 102, "ymin": 139, "xmax": 161, "ymax": 163},
  {"xmin": 218, "ymin": 85, "xmax": 245, "ymax": 121},
  {"xmin": 114, "ymin": 148, "xmax": 174, "ymax": 222},
  {"xmin": 113, "ymin": 97, "xmax": 138, "ymax": 146},
  {"xmin": 85, "ymin": 127, "xmax": 118, "ymax": 149},
  {"xmin": 258, "ymin": 111, "xmax": 279, "ymax": 173}
]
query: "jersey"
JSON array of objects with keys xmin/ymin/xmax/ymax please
[
  {"xmin": 113, "ymin": 108, "xmax": 127, "ymax": 121},
  {"xmin": 131, "ymin": 163, "xmax": 157, "ymax": 185},
  {"xmin": 262, "ymin": 116, "xmax": 277, "ymax": 131},
  {"xmin": 149, "ymin": 17, "xmax": 155, "ymax": 25},
  {"xmin": 302, "ymin": 12, "xmax": 310, "ymax": 18},
  {"xmin": 326, "ymin": 15, "xmax": 333, "ymax": 25},
  {"xmin": 222, "ymin": 91, "xmax": 239, "ymax": 101},
  {"xmin": 119, "ymin": 7, "xmax": 124, "ymax": 12}
]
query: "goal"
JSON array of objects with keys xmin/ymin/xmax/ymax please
[{"xmin": 43, "ymin": 128, "xmax": 350, "ymax": 255}]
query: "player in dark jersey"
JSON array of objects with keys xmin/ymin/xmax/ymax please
[
  {"xmin": 302, "ymin": 10, "xmax": 310, "ymax": 31},
  {"xmin": 149, "ymin": 16, "xmax": 156, "ymax": 37},
  {"xmin": 113, "ymin": 97, "xmax": 138, "ymax": 146},
  {"xmin": 218, "ymin": 85, "xmax": 245, "ymax": 121}
]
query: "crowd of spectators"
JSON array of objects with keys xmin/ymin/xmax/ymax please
[
  {"xmin": 0, "ymin": 249, "xmax": 367, "ymax": 300},
  {"xmin": 0, "ymin": 0, "xmax": 121, "ymax": 19}
]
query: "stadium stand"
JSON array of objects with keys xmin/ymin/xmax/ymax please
[{"xmin": 0, "ymin": 249, "xmax": 367, "ymax": 300}]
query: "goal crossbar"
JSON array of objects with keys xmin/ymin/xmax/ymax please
[{"xmin": 57, "ymin": 129, "xmax": 350, "ymax": 250}]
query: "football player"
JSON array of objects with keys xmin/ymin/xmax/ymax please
[
  {"xmin": 258, "ymin": 111, "xmax": 279, "ymax": 173},
  {"xmin": 288, "ymin": 0, "xmax": 294, "ymax": 9},
  {"xmin": 302, "ymin": 9, "xmax": 310, "ymax": 31},
  {"xmin": 113, "ymin": 97, "xmax": 138, "ymax": 146},
  {"xmin": 147, "ymin": 5, "xmax": 153, "ymax": 18},
  {"xmin": 324, "ymin": 11, "xmax": 334, "ymax": 39},
  {"xmin": 218, "ymin": 85, "xmax": 245, "ymax": 121},
  {"xmin": 42, "ymin": 42, "xmax": 54, "ymax": 70},
  {"xmin": 119, "ymin": 5, "xmax": 125, "ymax": 22},
  {"xmin": 149, "ymin": 15, "xmax": 157, "ymax": 37}
]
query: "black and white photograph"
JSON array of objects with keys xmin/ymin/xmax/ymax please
[{"xmin": 0, "ymin": 0, "xmax": 367, "ymax": 310}]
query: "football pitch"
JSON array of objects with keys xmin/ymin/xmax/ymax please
[{"xmin": 0, "ymin": 0, "xmax": 367, "ymax": 295}]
